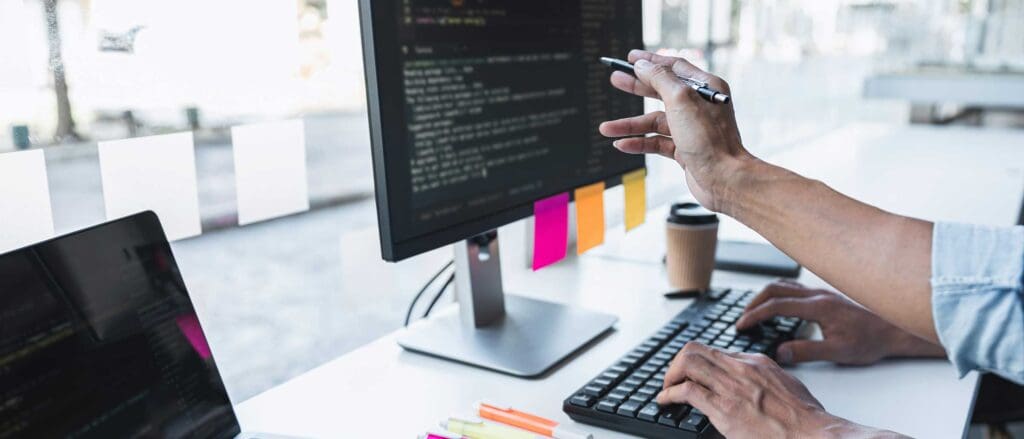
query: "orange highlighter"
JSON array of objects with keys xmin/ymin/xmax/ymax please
[{"xmin": 477, "ymin": 401, "xmax": 593, "ymax": 439}]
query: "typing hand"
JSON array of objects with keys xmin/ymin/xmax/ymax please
[
  {"xmin": 598, "ymin": 49, "xmax": 752, "ymax": 213},
  {"xmin": 656, "ymin": 342, "xmax": 896, "ymax": 438},
  {"xmin": 736, "ymin": 280, "xmax": 946, "ymax": 365}
]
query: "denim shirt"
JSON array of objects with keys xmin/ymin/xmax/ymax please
[{"xmin": 932, "ymin": 222, "xmax": 1024, "ymax": 384}]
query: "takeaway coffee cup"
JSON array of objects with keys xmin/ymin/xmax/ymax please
[{"xmin": 665, "ymin": 202, "xmax": 719, "ymax": 291}]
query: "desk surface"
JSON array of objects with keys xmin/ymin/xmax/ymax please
[
  {"xmin": 864, "ymin": 71, "xmax": 1024, "ymax": 107},
  {"xmin": 236, "ymin": 124, "xmax": 1024, "ymax": 438}
]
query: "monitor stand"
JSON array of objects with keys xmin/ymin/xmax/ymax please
[{"xmin": 397, "ymin": 231, "xmax": 617, "ymax": 378}]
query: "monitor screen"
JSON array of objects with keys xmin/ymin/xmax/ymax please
[
  {"xmin": 0, "ymin": 212, "xmax": 240, "ymax": 439},
  {"xmin": 361, "ymin": 0, "xmax": 645, "ymax": 260}
]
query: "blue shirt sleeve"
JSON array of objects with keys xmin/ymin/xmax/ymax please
[{"xmin": 931, "ymin": 222, "xmax": 1024, "ymax": 384}]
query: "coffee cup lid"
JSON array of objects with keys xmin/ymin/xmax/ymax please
[{"xmin": 667, "ymin": 202, "xmax": 718, "ymax": 225}]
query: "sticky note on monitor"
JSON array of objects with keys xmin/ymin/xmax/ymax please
[
  {"xmin": 98, "ymin": 133, "xmax": 202, "ymax": 241},
  {"xmin": 0, "ymin": 150, "xmax": 55, "ymax": 253},
  {"xmin": 623, "ymin": 168, "xmax": 646, "ymax": 231},
  {"xmin": 575, "ymin": 182, "xmax": 605, "ymax": 254},
  {"xmin": 532, "ymin": 193, "xmax": 569, "ymax": 271},
  {"xmin": 231, "ymin": 120, "xmax": 310, "ymax": 225}
]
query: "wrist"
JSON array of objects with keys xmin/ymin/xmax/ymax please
[
  {"xmin": 816, "ymin": 414, "xmax": 908, "ymax": 439},
  {"xmin": 713, "ymin": 155, "xmax": 769, "ymax": 217},
  {"xmin": 883, "ymin": 327, "xmax": 946, "ymax": 359}
]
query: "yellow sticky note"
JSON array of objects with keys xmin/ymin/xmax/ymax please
[
  {"xmin": 623, "ymin": 169, "xmax": 646, "ymax": 231},
  {"xmin": 574, "ymin": 182, "xmax": 605, "ymax": 255}
]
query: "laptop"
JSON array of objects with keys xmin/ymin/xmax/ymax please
[{"xmin": 0, "ymin": 212, "xmax": 295, "ymax": 438}]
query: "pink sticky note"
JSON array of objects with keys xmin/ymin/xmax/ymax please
[
  {"xmin": 176, "ymin": 313, "xmax": 212, "ymax": 360},
  {"xmin": 532, "ymin": 193, "xmax": 569, "ymax": 271}
]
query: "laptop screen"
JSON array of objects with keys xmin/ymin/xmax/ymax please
[{"xmin": 0, "ymin": 212, "xmax": 240, "ymax": 439}]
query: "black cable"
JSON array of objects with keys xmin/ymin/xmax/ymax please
[
  {"xmin": 404, "ymin": 260, "xmax": 453, "ymax": 327},
  {"xmin": 422, "ymin": 272, "xmax": 455, "ymax": 319}
]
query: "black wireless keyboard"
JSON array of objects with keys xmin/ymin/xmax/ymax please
[{"xmin": 562, "ymin": 288, "xmax": 804, "ymax": 438}]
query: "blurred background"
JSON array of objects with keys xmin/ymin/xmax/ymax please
[{"xmin": 1, "ymin": 0, "xmax": 1022, "ymax": 430}]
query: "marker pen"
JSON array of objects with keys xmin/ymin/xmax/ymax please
[
  {"xmin": 441, "ymin": 416, "xmax": 545, "ymax": 439},
  {"xmin": 476, "ymin": 401, "xmax": 592, "ymax": 439}
]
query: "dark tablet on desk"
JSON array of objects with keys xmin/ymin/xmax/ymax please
[{"xmin": 715, "ymin": 240, "xmax": 801, "ymax": 278}]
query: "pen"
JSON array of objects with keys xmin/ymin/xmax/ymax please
[
  {"xmin": 600, "ymin": 56, "xmax": 731, "ymax": 104},
  {"xmin": 477, "ymin": 401, "xmax": 593, "ymax": 439},
  {"xmin": 442, "ymin": 416, "xmax": 545, "ymax": 439}
]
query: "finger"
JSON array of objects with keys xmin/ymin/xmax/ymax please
[
  {"xmin": 775, "ymin": 339, "xmax": 839, "ymax": 364},
  {"xmin": 610, "ymin": 70, "xmax": 658, "ymax": 99},
  {"xmin": 656, "ymin": 380, "xmax": 719, "ymax": 417},
  {"xmin": 628, "ymin": 49, "xmax": 717, "ymax": 87},
  {"xmin": 740, "ymin": 282, "xmax": 815, "ymax": 321},
  {"xmin": 736, "ymin": 297, "xmax": 819, "ymax": 330},
  {"xmin": 633, "ymin": 60, "xmax": 694, "ymax": 109},
  {"xmin": 663, "ymin": 343, "xmax": 733, "ymax": 391},
  {"xmin": 611, "ymin": 136, "xmax": 675, "ymax": 159},
  {"xmin": 599, "ymin": 111, "xmax": 670, "ymax": 137}
]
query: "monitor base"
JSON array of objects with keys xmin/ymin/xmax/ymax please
[{"xmin": 397, "ymin": 295, "xmax": 617, "ymax": 378}]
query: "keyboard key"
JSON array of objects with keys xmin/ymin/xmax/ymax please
[
  {"xmin": 614, "ymin": 384, "xmax": 638, "ymax": 394},
  {"xmin": 645, "ymin": 378, "xmax": 664, "ymax": 388},
  {"xmin": 711, "ymin": 322, "xmax": 729, "ymax": 330},
  {"xmin": 581, "ymin": 385, "xmax": 604, "ymax": 397},
  {"xmin": 637, "ymin": 403, "xmax": 661, "ymax": 422},
  {"xmin": 628, "ymin": 393, "xmax": 650, "ymax": 405},
  {"xmin": 617, "ymin": 400, "xmax": 642, "ymax": 417},
  {"xmin": 623, "ymin": 377, "xmax": 643, "ymax": 387},
  {"xmin": 749, "ymin": 343, "xmax": 769, "ymax": 354},
  {"xmin": 592, "ymin": 378, "xmax": 613, "ymax": 388},
  {"xmin": 657, "ymin": 404, "xmax": 690, "ymax": 426},
  {"xmin": 712, "ymin": 339, "xmax": 730, "ymax": 348},
  {"xmin": 607, "ymin": 390, "xmax": 630, "ymax": 401},
  {"xmin": 600, "ymin": 371, "xmax": 621, "ymax": 381},
  {"xmin": 596, "ymin": 399, "xmax": 620, "ymax": 413},
  {"xmin": 608, "ymin": 364, "xmax": 629, "ymax": 374},
  {"xmin": 631, "ymin": 371, "xmax": 652, "ymax": 381},
  {"xmin": 570, "ymin": 393, "xmax": 595, "ymax": 407},
  {"xmin": 636, "ymin": 385, "xmax": 660, "ymax": 396},
  {"xmin": 679, "ymin": 412, "xmax": 709, "ymax": 432}
]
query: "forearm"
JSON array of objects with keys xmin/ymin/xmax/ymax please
[
  {"xmin": 885, "ymin": 326, "xmax": 947, "ymax": 359},
  {"xmin": 717, "ymin": 158, "xmax": 939, "ymax": 343}
]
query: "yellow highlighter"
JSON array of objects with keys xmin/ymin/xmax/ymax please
[{"xmin": 441, "ymin": 416, "xmax": 546, "ymax": 439}]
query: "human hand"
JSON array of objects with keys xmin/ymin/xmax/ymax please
[
  {"xmin": 657, "ymin": 342, "xmax": 898, "ymax": 438},
  {"xmin": 598, "ymin": 49, "xmax": 754, "ymax": 213},
  {"xmin": 736, "ymin": 280, "xmax": 946, "ymax": 365}
]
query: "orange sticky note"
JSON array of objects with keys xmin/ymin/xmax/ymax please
[
  {"xmin": 623, "ymin": 169, "xmax": 646, "ymax": 231},
  {"xmin": 574, "ymin": 182, "xmax": 605, "ymax": 254}
]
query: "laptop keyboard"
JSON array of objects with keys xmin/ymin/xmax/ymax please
[{"xmin": 562, "ymin": 288, "xmax": 803, "ymax": 438}]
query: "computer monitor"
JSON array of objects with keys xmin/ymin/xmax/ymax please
[
  {"xmin": 360, "ymin": 0, "xmax": 644, "ymax": 376},
  {"xmin": 0, "ymin": 212, "xmax": 241, "ymax": 438}
]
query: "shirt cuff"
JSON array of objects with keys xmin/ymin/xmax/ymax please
[{"xmin": 931, "ymin": 222, "xmax": 1024, "ymax": 384}]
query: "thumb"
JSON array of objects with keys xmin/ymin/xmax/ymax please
[{"xmin": 775, "ymin": 340, "xmax": 839, "ymax": 364}]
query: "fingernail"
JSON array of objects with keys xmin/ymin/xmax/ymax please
[
  {"xmin": 655, "ymin": 390, "xmax": 665, "ymax": 401},
  {"xmin": 612, "ymin": 140, "xmax": 620, "ymax": 148},
  {"xmin": 634, "ymin": 59, "xmax": 652, "ymax": 71},
  {"xmin": 777, "ymin": 346, "xmax": 793, "ymax": 364}
]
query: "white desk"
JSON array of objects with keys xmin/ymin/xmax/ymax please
[{"xmin": 236, "ymin": 123, "xmax": 1024, "ymax": 438}]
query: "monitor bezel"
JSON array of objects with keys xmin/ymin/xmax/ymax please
[{"xmin": 359, "ymin": 0, "xmax": 646, "ymax": 262}]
